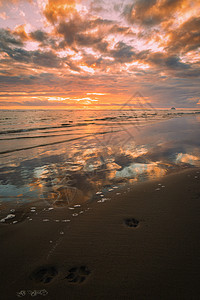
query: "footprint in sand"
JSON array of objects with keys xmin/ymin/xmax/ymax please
[
  {"xmin": 29, "ymin": 266, "xmax": 58, "ymax": 284},
  {"xmin": 65, "ymin": 266, "xmax": 91, "ymax": 284},
  {"xmin": 124, "ymin": 218, "xmax": 139, "ymax": 228}
]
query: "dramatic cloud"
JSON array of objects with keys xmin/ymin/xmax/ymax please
[
  {"xmin": 43, "ymin": 0, "xmax": 78, "ymax": 24},
  {"xmin": 166, "ymin": 17, "xmax": 200, "ymax": 54},
  {"xmin": 123, "ymin": 0, "xmax": 189, "ymax": 27},
  {"xmin": 0, "ymin": 0, "xmax": 200, "ymax": 108},
  {"xmin": 0, "ymin": 28, "xmax": 23, "ymax": 49}
]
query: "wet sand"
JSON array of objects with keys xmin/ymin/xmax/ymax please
[{"xmin": 0, "ymin": 168, "xmax": 200, "ymax": 299}]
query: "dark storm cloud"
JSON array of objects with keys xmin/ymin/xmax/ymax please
[
  {"xmin": 56, "ymin": 14, "xmax": 132, "ymax": 53},
  {"xmin": 0, "ymin": 74, "xmax": 34, "ymax": 84},
  {"xmin": 146, "ymin": 52, "xmax": 190, "ymax": 70},
  {"xmin": 56, "ymin": 15, "xmax": 108, "ymax": 48},
  {"xmin": 111, "ymin": 42, "xmax": 136, "ymax": 63},
  {"xmin": 175, "ymin": 69, "xmax": 200, "ymax": 78},
  {"xmin": 29, "ymin": 30, "xmax": 56, "ymax": 48},
  {"xmin": 64, "ymin": 60, "xmax": 82, "ymax": 72},
  {"xmin": 0, "ymin": 28, "xmax": 23, "ymax": 50},
  {"xmin": 30, "ymin": 30, "xmax": 48, "ymax": 42},
  {"xmin": 5, "ymin": 48, "xmax": 31, "ymax": 63},
  {"xmin": 1, "ymin": 35, "xmax": 62, "ymax": 68},
  {"xmin": 32, "ymin": 51, "xmax": 61, "ymax": 68}
]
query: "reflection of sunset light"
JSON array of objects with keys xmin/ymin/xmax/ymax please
[
  {"xmin": 176, "ymin": 153, "xmax": 199, "ymax": 165},
  {"xmin": 116, "ymin": 162, "xmax": 166, "ymax": 179}
]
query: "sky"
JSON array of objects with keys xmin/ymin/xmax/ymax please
[{"xmin": 0, "ymin": 0, "xmax": 200, "ymax": 109}]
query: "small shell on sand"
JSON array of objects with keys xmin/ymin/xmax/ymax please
[
  {"xmin": 0, "ymin": 214, "xmax": 15, "ymax": 223},
  {"xmin": 16, "ymin": 290, "xmax": 26, "ymax": 297},
  {"xmin": 72, "ymin": 213, "xmax": 78, "ymax": 217},
  {"xmin": 98, "ymin": 198, "xmax": 110, "ymax": 203}
]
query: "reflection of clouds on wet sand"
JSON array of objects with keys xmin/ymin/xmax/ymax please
[
  {"xmin": 116, "ymin": 162, "xmax": 166, "ymax": 180},
  {"xmin": 175, "ymin": 153, "xmax": 200, "ymax": 166},
  {"xmin": 29, "ymin": 139, "xmax": 200, "ymax": 208}
]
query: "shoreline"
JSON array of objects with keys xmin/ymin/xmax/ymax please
[{"xmin": 0, "ymin": 167, "xmax": 200, "ymax": 299}]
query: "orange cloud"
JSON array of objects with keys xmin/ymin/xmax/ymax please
[
  {"xmin": 166, "ymin": 17, "xmax": 200, "ymax": 54},
  {"xmin": 13, "ymin": 25, "xmax": 29, "ymax": 41},
  {"xmin": 43, "ymin": 0, "xmax": 78, "ymax": 24},
  {"xmin": 125, "ymin": 0, "xmax": 193, "ymax": 27}
]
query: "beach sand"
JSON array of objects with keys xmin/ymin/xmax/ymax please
[{"xmin": 0, "ymin": 168, "xmax": 200, "ymax": 299}]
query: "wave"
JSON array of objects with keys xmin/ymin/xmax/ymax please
[
  {"xmin": 0, "ymin": 122, "xmax": 97, "ymax": 135},
  {"xmin": 1, "ymin": 111, "xmax": 199, "ymax": 136},
  {"xmin": 0, "ymin": 133, "xmax": 75, "ymax": 141},
  {"xmin": 0, "ymin": 129, "xmax": 121, "ymax": 155}
]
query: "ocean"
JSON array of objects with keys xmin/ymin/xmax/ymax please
[{"xmin": 0, "ymin": 109, "xmax": 200, "ymax": 209}]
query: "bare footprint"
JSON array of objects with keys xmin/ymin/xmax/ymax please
[
  {"xmin": 29, "ymin": 266, "xmax": 58, "ymax": 284},
  {"xmin": 65, "ymin": 266, "xmax": 91, "ymax": 284},
  {"xmin": 124, "ymin": 218, "xmax": 139, "ymax": 228}
]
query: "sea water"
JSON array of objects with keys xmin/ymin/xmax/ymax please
[{"xmin": 0, "ymin": 109, "xmax": 200, "ymax": 207}]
